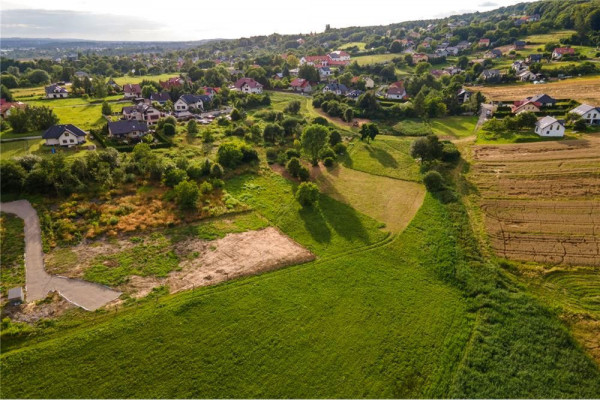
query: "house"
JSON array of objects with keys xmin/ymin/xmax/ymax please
[
  {"xmin": 74, "ymin": 71, "xmax": 89, "ymax": 79},
  {"xmin": 0, "ymin": 99, "xmax": 26, "ymax": 118},
  {"xmin": 322, "ymin": 83, "xmax": 348, "ymax": 96},
  {"xmin": 412, "ymin": 53, "xmax": 429, "ymax": 63},
  {"xmin": 512, "ymin": 61, "xmax": 526, "ymax": 72},
  {"xmin": 484, "ymin": 49, "xmax": 503, "ymax": 59},
  {"xmin": 479, "ymin": 38, "xmax": 491, "ymax": 48},
  {"xmin": 290, "ymin": 78, "xmax": 313, "ymax": 93},
  {"xmin": 535, "ymin": 116, "xmax": 565, "ymax": 137},
  {"xmin": 107, "ymin": 78, "xmax": 121, "ymax": 92},
  {"xmin": 45, "ymin": 84, "xmax": 68, "ymax": 99},
  {"xmin": 350, "ymin": 76, "xmax": 375, "ymax": 89},
  {"xmin": 123, "ymin": 83, "xmax": 142, "ymax": 99},
  {"xmin": 456, "ymin": 41, "xmax": 471, "ymax": 50},
  {"xmin": 173, "ymin": 94, "xmax": 207, "ymax": 114},
  {"xmin": 517, "ymin": 70, "xmax": 537, "ymax": 82},
  {"xmin": 446, "ymin": 46, "xmax": 460, "ymax": 55},
  {"xmin": 328, "ymin": 50, "xmax": 351, "ymax": 62},
  {"xmin": 346, "ymin": 90, "xmax": 364, "ymax": 100},
  {"xmin": 122, "ymin": 104, "xmax": 162, "ymax": 124},
  {"xmin": 514, "ymin": 41, "xmax": 526, "ymax": 50},
  {"xmin": 108, "ymin": 120, "xmax": 149, "ymax": 140},
  {"xmin": 480, "ymin": 69, "xmax": 501, "ymax": 81},
  {"xmin": 511, "ymin": 100, "xmax": 541, "ymax": 114},
  {"xmin": 318, "ymin": 67, "xmax": 332, "ymax": 80},
  {"xmin": 430, "ymin": 69, "xmax": 449, "ymax": 79},
  {"xmin": 159, "ymin": 77, "xmax": 185, "ymax": 90},
  {"xmin": 457, "ymin": 89, "xmax": 472, "ymax": 104},
  {"xmin": 569, "ymin": 104, "xmax": 600, "ymax": 125},
  {"xmin": 234, "ymin": 78, "xmax": 263, "ymax": 94},
  {"xmin": 150, "ymin": 92, "xmax": 171, "ymax": 104},
  {"xmin": 386, "ymin": 82, "xmax": 407, "ymax": 100},
  {"xmin": 289, "ymin": 68, "xmax": 300, "ymax": 77},
  {"xmin": 201, "ymin": 87, "xmax": 219, "ymax": 99},
  {"xmin": 444, "ymin": 66, "xmax": 463, "ymax": 75},
  {"xmin": 527, "ymin": 54, "xmax": 543, "ymax": 63},
  {"xmin": 300, "ymin": 56, "xmax": 329, "ymax": 67},
  {"xmin": 297, "ymin": 38, "xmax": 305, "ymax": 45},
  {"xmin": 527, "ymin": 94, "xmax": 556, "ymax": 107},
  {"xmin": 552, "ymin": 47, "xmax": 575, "ymax": 59},
  {"xmin": 42, "ymin": 124, "xmax": 87, "ymax": 147},
  {"xmin": 7, "ymin": 287, "xmax": 24, "ymax": 305}
]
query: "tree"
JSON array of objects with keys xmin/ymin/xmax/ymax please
[
  {"xmin": 390, "ymin": 41, "xmax": 403, "ymax": 53},
  {"xmin": 217, "ymin": 142, "xmax": 244, "ymax": 168},
  {"xmin": 163, "ymin": 123, "xmax": 176, "ymax": 136},
  {"xmin": 92, "ymin": 76, "xmax": 107, "ymax": 98},
  {"xmin": 360, "ymin": 123, "xmax": 379, "ymax": 143},
  {"xmin": 299, "ymin": 65, "xmax": 320, "ymax": 82},
  {"xmin": 230, "ymin": 108, "xmax": 243, "ymax": 121},
  {"xmin": 0, "ymin": 74, "xmax": 19, "ymax": 89},
  {"xmin": 187, "ymin": 120, "xmax": 198, "ymax": 135},
  {"xmin": 101, "ymin": 101, "xmax": 112, "ymax": 116},
  {"xmin": 286, "ymin": 157, "xmax": 302, "ymax": 177},
  {"xmin": 284, "ymin": 100, "xmax": 301, "ymax": 115},
  {"xmin": 296, "ymin": 182, "xmax": 319, "ymax": 207},
  {"xmin": 26, "ymin": 69, "xmax": 51, "ymax": 85},
  {"xmin": 329, "ymin": 130, "xmax": 342, "ymax": 146},
  {"xmin": 6, "ymin": 108, "xmax": 30, "ymax": 133},
  {"xmin": 30, "ymin": 106, "xmax": 59, "ymax": 130},
  {"xmin": 423, "ymin": 170, "xmax": 445, "ymax": 192},
  {"xmin": 574, "ymin": 118, "xmax": 587, "ymax": 131},
  {"xmin": 457, "ymin": 56, "xmax": 469, "ymax": 70},
  {"xmin": 174, "ymin": 180, "xmax": 200, "ymax": 210},
  {"xmin": 142, "ymin": 85, "xmax": 156, "ymax": 99},
  {"xmin": 415, "ymin": 62, "xmax": 432, "ymax": 75},
  {"xmin": 343, "ymin": 108, "xmax": 354, "ymax": 122},
  {"xmin": 263, "ymin": 123, "xmax": 284, "ymax": 143},
  {"xmin": 301, "ymin": 124, "xmax": 329, "ymax": 165},
  {"xmin": 164, "ymin": 168, "xmax": 188, "ymax": 187},
  {"xmin": 210, "ymin": 162, "xmax": 224, "ymax": 178},
  {"xmin": 0, "ymin": 161, "xmax": 26, "ymax": 192},
  {"xmin": 410, "ymin": 134, "xmax": 443, "ymax": 161},
  {"xmin": 0, "ymin": 84, "xmax": 15, "ymax": 102}
]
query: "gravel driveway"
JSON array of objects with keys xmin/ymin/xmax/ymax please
[{"xmin": 1, "ymin": 200, "xmax": 121, "ymax": 311}]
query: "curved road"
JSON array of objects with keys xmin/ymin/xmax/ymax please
[{"xmin": 1, "ymin": 200, "xmax": 121, "ymax": 311}]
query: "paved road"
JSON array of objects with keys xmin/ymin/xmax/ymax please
[{"xmin": 1, "ymin": 200, "xmax": 121, "ymax": 311}]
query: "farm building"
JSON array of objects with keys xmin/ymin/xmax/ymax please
[
  {"xmin": 569, "ymin": 104, "xmax": 600, "ymax": 125},
  {"xmin": 535, "ymin": 116, "xmax": 565, "ymax": 137},
  {"xmin": 42, "ymin": 124, "xmax": 87, "ymax": 147}
]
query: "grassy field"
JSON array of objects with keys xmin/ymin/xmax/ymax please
[
  {"xmin": 430, "ymin": 116, "xmax": 478, "ymax": 138},
  {"xmin": 111, "ymin": 73, "xmax": 179, "ymax": 86},
  {"xmin": 342, "ymin": 135, "xmax": 421, "ymax": 182},
  {"xmin": 476, "ymin": 129, "xmax": 580, "ymax": 144},
  {"xmin": 353, "ymin": 54, "xmax": 399, "ymax": 66},
  {"xmin": 0, "ymin": 213, "xmax": 26, "ymax": 296},
  {"xmin": 312, "ymin": 164, "xmax": 425, "ymax": 232},
  {"xmin": 0, "ymin": 139, "xmax": 46, "ymax": 159},
  {"xmin": 340, "ymin": 42, "xmax": 367, "ymax": 50}
]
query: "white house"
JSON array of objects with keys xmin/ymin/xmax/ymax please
[
  {"xmin": 45, "ymin": 84, "xmax": 68, "ymax": 99},
  {"xmin": 122, "ymin": 104, "xmax": 162, "ymax": 125},
  {"xmin": 328, "ymin": 50, "xmax": 351, "ymax": 61},
  {"xmin": 569, "ymin": 104, "xmax": 600, "ymax": 125},
  {"xmin": 123, "ymin": 83, "xmax": 142, "ymax": 98},
  {"xmin": 386, "ymin": 82, "xmax": 407, "ymax": 100},
  {"xmin": 42, "ymin": 124, "xmax": 86, "ymax": 147},
  {"xmin": 535, "ymin": 116, "xmax": 565, "ymax": 137},
  {"xmin": 174, "ymin": 94, "xmax": 211, "ymax": 113},
  {"xmin": 511, "ymin": 100, "xmax": 541, "ymax": 114},
  {"xmin": 108, "ymin": 120, "xmax": 149, "ymax": 140},
  {"xmin": 233, "ymin": 78, "xmax": 263, "ymax": 94},
  {"xmin": 322, "ymin": 83, "xmax": 348, "ymax": 96}
]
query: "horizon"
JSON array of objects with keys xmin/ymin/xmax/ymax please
[{"xmin": 1, "ymin": 0, "xmax": 537, "ymax": 42}]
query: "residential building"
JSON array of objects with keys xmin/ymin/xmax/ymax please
[
  {"xmin": 527, "ymin": 54, "xmax": 543, "ymax": 63},
  {"xmin": 457, "ymin": 89, "xmax": 472, "ymax": 104},
  {"xmin": 552, "ymin": 47, "xmax": 575, "ymax": 59},
  {"xmin": 290, "ymin": 78, "xmax": 313, "ymax": 93},
  {"xmin": 517, "ymin": 70, "xmax": 537, "ymax": 82},
  {"xmin": 322, "ymin": 83, "xmax": 348, "ymax": 96},
  {"xmin": 569, "ymin": 104, "xmax": 600, "ymax": 125},
  {"xmin": 480, "ymin": 69, "xmax": 501, "ymax": 81},
  {"xmin": 535, "ymin": 116, "xmax": 565, "ymax": 137},
  {"xmin": 511, "ymin": 100, "xmax": 541, "ymax": 114},
  {"xmin": 150, "ymin": 92, "xmax": 171, "ymax": 104},
  {"xmin": 0, "ymin": 99, "xmax": 26, "ymax": 118},
  {"xmin": 160, "ymin": 77, "xmax": 185, "ymax": 90},
  {"xmin": 514, "ymin": 41, "xmax": 526, "ymax": 50},
  {"xmin": 300, "ymin": 56, "xmax": 330, "ymax": 67},
  {"xmin": 174, "ymin": 94, "xmax": 210, "ymax": 113},
  {"xmin": 328, "ymin": 50, "xmax": 351, "ymax": 62},
  {"xmin": 386, "ymin": 82, "xmax": 407, "ymax": 100},
  {"xmin": 346, "ymin": 90, "xmax": 364, "ymax": 100},
  {"xmin": 42, "ymin": 124, "xmax": 87, "ymax": 147},
  {"xmin": 318, "ymin": 67, "xmax": 332, "ymax": 80},
  {"xmin": 527, "ymin": 94, "xmax": 556, "ymax": 107},
  {"xmin": 234, "ymin": 78, "xmax": 263, "ymax": 94},
  {"xmin": 479, "ymin": 38, "xmax": 491, "ymax": 48},
  {"xmin": 122, "ymin": 104, "xmax": 162, "ymax": 124},
  {"xmin": 108, "ymin": 120, "xmax": 149, "ymax": 140},
  {"xmin": 123, "ymin": 83, "xmax": 142, "ymax": 98},
  {"xmin": 412, "ymin": 53, "xmax": 429, "ymax": 63},
  {"xmin": 45, "ymin": 84, "xmax": 68, "ymax": 99}
]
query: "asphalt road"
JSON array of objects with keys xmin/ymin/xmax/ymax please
[{"xmin": 1, "ymin": 200, "xmax": 121, "ymax": 311}]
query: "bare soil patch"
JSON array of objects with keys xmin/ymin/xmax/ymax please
[
  {"xmin": 472, "ymin": 135, "xmax": 600, "ymax": 266},
  {"xmin": 2, "ymin": 292, "xmax": 75, "ymax": 324}
]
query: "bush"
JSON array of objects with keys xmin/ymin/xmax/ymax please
[
  {"xmin": 240, "ymin": 145, "xmax": 259, "ymax": 163},
  {"xmin": 217, "ymin": 142, "xmax": 244, "ymax": 168},
  {"xmin": 286, "ymin": 148, "xmax": 301, "ymax": 159},
  {"xmin": 296, "ymin": 182, "xmax": 319, "ymax": 207},
  {"xmin": 164, "ymin": 168, "xmax": 188, "ymax": 188},
  {"xmin": 286, "ymin": 157, "xmax": 302, "ymax": 177},
  {"xmin": 297, "ymin": 166, "xmax": 310, "ymax": 182},
  {"xmin": 441, "ymin": 142, "xmax": 460, "ymax": 163},
  {"xmin": 0, "ymin": 161, "xmax": 26, "ymax": 193},
  {"xmin": 319, "ymin": 147, "xmax": 336, "ymax": 160},
  {"xmin": 210, "ymin": 163, "xmax": 224, "ymax": 178},
  {"xmin": 174, "ymin": 180, "xmax": 199, "ymax": 210},
  {"xmin": 312, "ymin": 116, "xmax": 329, "ymax": 126},
  {"xmin": 199, "ymin": 181, "xmax": 213, "ymax": 194},
  {"xmin": 333, "ymin": 142, "xmax": 347, "ymax": 155},
  {"xmin": 323, "ymin": 157, "xmax": 335, "ymax": 167},
  {"xmin": 266, "ymin": 148, "xmax": 278, "ymax": 163},
  {"xmin": 163, "ymin": 123, "xmax": 176, "ymax": 136},
  {"xmin": 329, "ymin": 130, "xmax": 342, "ymax": 146},
  {"xmin": 187, "ymin": 120, "xmax": 198, "ymax": 135},
  {"xmin": 423, "ymin": 171, "xmax": 445, "ymax": 192}
]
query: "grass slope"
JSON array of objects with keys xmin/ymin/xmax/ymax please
[{"xmin": 0, "ymin": 213, "xmax": 25, "ymax": 295}]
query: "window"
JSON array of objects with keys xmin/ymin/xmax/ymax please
[{"xmin": 70, "ymin": 139, "xmax": 75, "ymax": 143}]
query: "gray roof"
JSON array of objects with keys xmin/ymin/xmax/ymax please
[
  {"xmin": 42, "ymin": 124, "xmax": 86, "ymax": 139},
  {"xmin": 528, "ymin": 94, "xmax": 556, "ymax": 104},
  {"xmin": 45, "ymin": 84, "xmax": 68, "ymax": 95},
  {"xmin": 536, "ymin": 116, "xmax": 563, "ymax": 130},
  {"xmin": 570, "ymin": 104, "xmax": 599, "ymax": 116},
  {"xmin": 178, "ymin": 94, "xmax": 210, "ymax": 105},
  {"xmin": 7, "ymin": 287, "xmax": 23, "ymax": 301},
  {"xmin": 324, "ymin": 83, "xmax": 348, "ymax": 93},
  {"xmin": 108, "ymin": 120, "xmax": 148, "ymax": 136},
  {"xmin": 150, "ymin": 92, "xmax": 171, "ymax": 102}
]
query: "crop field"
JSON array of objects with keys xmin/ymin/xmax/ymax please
[
  {"xmin": 467, "ymin": 76, "xmax": 600, "ymax": 105},
  {"xmin": 342, "ymin": 136, "xmax": 421, "ymax": 182},
  {"xmin": 311, "ymin": 164, "xmax": 425, "ymax": 232},
  {"xmin": 471, "ymin": 135, "xmax": 600, "ymax": 266}
]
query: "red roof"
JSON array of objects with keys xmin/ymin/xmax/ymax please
[
  {"xmin": 0, "ymin": 100, "xmax": 26, "ymax": 115},
  {"xmin": 390, "ymin": 81, "xmax": 404, "ymax": 89},
  {"xmin": 511, "ymin": 100, "xmax": 541, "ymax": 111},
  {"xmin": 290, "ymin": 78, "xmax": 311, "ymax": 88},
  {"xmin": 123, "ymin": 84, "xmax": 141, "ymax": 94},
  {"xmin": 554, "ymin": 47, "xmax": 575, "ymax": 55},
  {"xmin": 234, "ymin": 78, "xmax": 263, "ymax": 89},
  {"xmin": 304, "ymin": 56, "xmax": 329, "ymax": 63},
  {"xmin": 479, "ymin": 38, "xmax": 490, "ymax": 43}
]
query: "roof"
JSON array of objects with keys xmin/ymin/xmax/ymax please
[
  {"xmin": 150, "ymin": 92, "xmax": 171, "ymax": 102},
  {"xmin": 347, "ymin": 90, "xmax": 364, "ymax": 98},
  {"xmin": 570, "ymin": 104, "xmax": 600, "ymax": 116},
  {"xmin": 515, "ymin": 41, "xmax": 526, "ymax": 46},
  {"xmin": 122, "ymin": 104, "xmax": 158, "ymax": 114},
  {"xmin": 7, "ymin": 287, "xmax": 23, "ymax": 300},
  {"xmin": 290, "ymin": 78, "xmax": 311, "ymax": 88},
  {"xmin": 42, "ymin": 124, "xmax": 86, "ymax": 139},
  {"xmin": 324, "ymin": 83, "xmax": 348, "ymax": 93},
  {"xmin": 528, "ymin": 94, "xmax": 556, "ymax": 104},
  {"xmin": 481, "ymin": 69, "xmax": 500, "ymax": 77},
  {"xmin": 178, "ymin": 94, "xmax": 211, "ymax": 104},
  {"xmin": 512, "ymin": 100, "xmax": 541, "ymax": 110},
  {"xmin": 536, "ymin": 116, "xmax": 563, "ymax": 129},
  {"xmin": 123, "ymin": 83, "xmax": 141, "ymax": 94},
  {"xmin": 234, "ymin": 78, "xmax": 263, "ymax": 89},
  {"xmin": 303, "ymin": 55, "xmax": 329, "ymax": 63},
  {"xmin": 554, "ymin": 47, "xmax": 575, "ymax": 54},
  {"xmin": 108, "ymin": 120, "xmax": 149, "ymax": 135},
  {"xmin": 390, "ymin": 81, "xmax": 405, "ymax": 89},
  {"xmin": 388, "ymin": 86, "xmax": 406, "ymax": 95},
  {"xmin": 45, "ymin": 84, "xmax": 68, "ymax": 95},
  {"xmin": 479, "ymin": 38, "xmax": 490, "ymax": 43}
]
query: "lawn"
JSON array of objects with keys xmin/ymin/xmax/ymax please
[
  {"xmin": 353, "ymin": 54, "xmax": 399, "ymax": 66},
  {"xmin": 430, "ymin": 116, "xmax": 478, "ymax": 138},
  {"xmin": 340, "ymin": 42, "xmax": 367, "ymax": 50},
  {"xmin": 0, "ymin": 213, "xmax": 25, "ymax": 296},
  {"xmin": 342, "ymin": 135, "xmax": 421, "ymax": 182},
  {"xmin": 0, "ymin": 139, "xmax": 46, "ymax": 159},
  {"xmin": 111, "ymin": 73, "xmax": 180, "ymax": 86},
  {"xmin": 476, "ymin": 129, "xmax": 580, "ymax": 144}
]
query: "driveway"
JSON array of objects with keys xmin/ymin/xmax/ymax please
[{"xmin": 1, "ymin": 200, "xmax": 121, "ymax": 311}]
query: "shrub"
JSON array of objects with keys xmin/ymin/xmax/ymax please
[
  {"xmin": 423, "ymin": 171, "xmax": 445, "ymax": 192},
  {"xmin": 163, "ymin": 123, "xmax": 176, "ymax": 136},
  {"xmin": 329, "ymin": 130, "xmax": 342, "ymax": 146},
  {"xmin": 187, "ymin": 120, "xmax": 198, "ymax": 135},
  {"xmin": 266, "ymin": 148, "xmax": 278, "ymax": 163},
  {"xmin": 333, "ymin": 142, "xmax": 347, "ymax": 155},
  {"xmin": 240, "ymin": 145, "xmax": 259, "ymax": 163},
  {"xmin": 230, "ymin": 108, "xmax": 243, "ymax": 121},
  {"xmin": 210, "ymin": 178, "xmax": 224, "ymax": 189},
  {"xmin": 0, "ymin": 161, "xmax": 26, "ymax": 193},
  {"xmin": 199, "ymin": 181, "xmax": 213, "ymax": 194},
  {"xmin": 286, "ymin": 157, "xmax": 301, "ymax": 177},
  {"xmin": 296, "ymin": 182, "xmax": 319, "ymax": 207},
  {"xmin": 441, "ymin": 142, "xmax": 460, "ymax": 163},
  {"xmin": 319, "ymin": 147, "xmax": 336, "ymax": 160},
  {"xmin": 312, "ymin": 116, "xmax": 329, "ymax": 126},
  {"xmin": 174, "ymin": 180, "xmax": 199, "ymax": 210},
  {"xmin": 210, "ymin": 163, "xmax": 224, "ymax": 178},
  {"xmin": 323, "ymin": 157, "xmax": 335, "ymax": 167},
  {"xmin": 297, "ymin": 166, "xmax": 310, "ymax": 182},
  {"xmin": 286, "ymin": 149, "xmax": 301, "ymax": 159},
  {"xmin": 217, "ymin": 142, "xmax": 243, "ymax": 168},
  {"xmin": 164, "ymin": 168, "xmax": 188, "ymax": 187}
]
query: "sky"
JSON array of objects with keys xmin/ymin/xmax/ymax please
[{"xmin": 1, "ymin": 0, "xmax": 537, "ymax": 42}]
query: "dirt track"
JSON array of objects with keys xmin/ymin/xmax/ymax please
[{"xmin": 471, "ymin": 135, "xmax": 600, "ymax": 266}]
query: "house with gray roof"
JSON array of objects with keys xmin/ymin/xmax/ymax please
[
  {"xmin": 45, "ymin": 84, "xmax": 68, "ymax": 99},
  {"xmin": 42, "ymin": 124, "xmax": 86, "ymax": 147},
  {"xmin": 108, "ymin": 120, "xmax": 149, "ymax": 140},
  {"xmin": 535, "ymin": 116, "xmax": 565, "ymax": 137},
  {"xmin": 569, "ymin": 104, "xmax": 600, "ymax": 125}
]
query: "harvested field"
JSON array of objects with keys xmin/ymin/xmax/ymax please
[
  {"xmin": 467, "ymin": 76, "xmax": 600, "ymax": 105},
  {"xmin": 471, "ymin": 135, "xmax": 600, "ymax": 266},
  {"xmin": 46, "ymin": 227, "xmax": 314, "ymax": 298}
]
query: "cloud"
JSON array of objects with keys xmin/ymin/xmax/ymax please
[
  {"xmin": 478, "ymin": 1, "xmax": 498, "ymax": 7},
  {"xmin": 0, "ymin": 9, "xmax": 166, "ymax": 41}
]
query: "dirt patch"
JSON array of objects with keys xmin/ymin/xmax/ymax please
[
  {"xmin": 472, "ymin": 135, "xmax": 600, "ymax": 266},
  {"xmin": 466, "ymin": 76, "xmax": 600, "ymax": 105},
  {"xmin": 313, "ymin": 107, "xmax": 370, "ymax": 129},
  {"xmin": 2, "ymin": 292, "xmax": 75, "ymax": 324}
]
